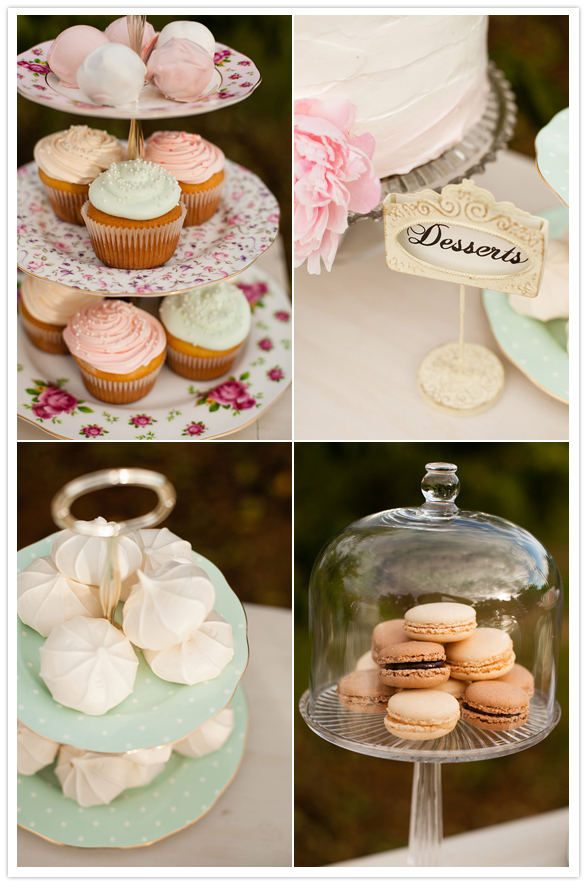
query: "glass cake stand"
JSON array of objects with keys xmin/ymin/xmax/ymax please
[{"xmin": 299, "ymin": 462, "xmax": 563, "ymax": 866}]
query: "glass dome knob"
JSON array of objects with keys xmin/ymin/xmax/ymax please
[{"xmin": 421, "ymin": 462, "xmax": 459, "ymax": 516}]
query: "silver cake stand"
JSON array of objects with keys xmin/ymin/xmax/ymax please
[
  {"xmin": 347, "ymin": 61, "xmax": 517, "ymax": 227},
  {"xmin": 299, "ymin": 688, "xmax": 560, "ymax": 866}
]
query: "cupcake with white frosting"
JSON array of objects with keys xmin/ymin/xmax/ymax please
[
  {"xmin": 145, "ymin": 131, "xmax": 225, "ymax": 226},
  {"xmin": 19, "ymin": 275, "xmax": 103, "ymax": 354},
  {"xmin": 81, "ymin": 158, "xmax": 186, "ymax": 269},
  {"xmin": 159, "ymin": 281, "xmax": 251, "ymax": 380},
  {"xmin": 63, "ymin": 300, "xmax": 167, "ymax": 403},
  {"xmin": 34, "ymin": 125, "xmax": 125, "ymax": 225}
]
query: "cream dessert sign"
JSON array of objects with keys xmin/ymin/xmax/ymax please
[
  {"xmin": 382, "ymin": 180, "xmax": 550, "ymax": 417},
  {"xmin": 383, "ymin": 180, "xmax": 549, "ymax": 298}
]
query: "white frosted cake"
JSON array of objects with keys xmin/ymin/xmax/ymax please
[{"xmin": 294, "ymin": 14, "xmax": 489, "ymax": 178}]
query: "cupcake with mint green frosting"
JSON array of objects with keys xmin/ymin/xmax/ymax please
[
  {"xmin": 159, "ymin": 281, "xmax": 252, "ymax": 380},
  {"xmin": 81, "ymin": 158, "xmax": 186, "ymax": 270}
]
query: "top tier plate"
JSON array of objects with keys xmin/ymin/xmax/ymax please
[
  {"xmin": 17, "ymin": 40, "xmax": 261, "ymax": 119},
  {"xmin": 535, "ymin": 107, "xmax": 569, "ymax": 208}
]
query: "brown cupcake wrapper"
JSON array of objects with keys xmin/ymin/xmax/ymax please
[
  {"xmin": 21, "ymin": 314, "xmax": 68, "ymax": 354},
  {"xmin": 181, "ymin": 180, "xmax": 224, "ymax": 227},
  {"xmin": 41, "ymin": 182, "xmax": 88, "ymax": 226},
  {"xmin": 81, "ymin": 201, "xmax": 186, "ymax": 270},
  {"xmin": 166, "ymin": 341, "xmax": 244, "ymax": 381},
  {"xmin": 74, "ymin": 360, "xmax": 164, "ymax": 404}
]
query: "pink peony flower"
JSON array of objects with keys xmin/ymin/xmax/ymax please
[
  {"xmin": 294, "ymin": 98, "xmax": 381, "ymax": 274},
  {"xmin": 33, "ymin": 387, "xmax": 77, "ymax": 418}
]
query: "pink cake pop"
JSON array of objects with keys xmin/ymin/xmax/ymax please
[
  {"xmin": 105, "ymin": 16, "xmax": 158, "ymax": 61},
  {"xmin": 47, "ymin": 25, "xmax": 109, "ymax": 88},
  {"xmin": 146, "ymin": 38, "xmax": 215, "ymax": 103}
]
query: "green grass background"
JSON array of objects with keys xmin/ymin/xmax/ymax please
[
  {"xmin": 294, "ymin": 442, "xmax": 569, "ymax": 866},
  {"xmin": 17, "ymin": 14, "xmax": 292, "ymax": 276},
  {"xmin": 17, "ymin": 441, "xmax": 292, "ymax": 609}
]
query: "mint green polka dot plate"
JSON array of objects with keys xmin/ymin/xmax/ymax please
[
  {"xmin": 17, "ymin": 684, "xmax": 248, "ymax": 848},
  {"xmin": 18, "ymin": 534, "xmax": 249, "ymax": 753},
  {"xmin": 535, "ymin": 107, "xmax": 569, "ymax": 206},
  {"xmin": 482, "ymin": 205, "xmax": 569, "ymax": 404}
]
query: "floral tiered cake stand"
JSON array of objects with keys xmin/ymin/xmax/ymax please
[
  {"xmin": 16, "ymin": 17, "xmax": 290, "ymax": 439},
  {"xmin": 17, "ymin": 468, "xmax": 250, "ymax": 849}
]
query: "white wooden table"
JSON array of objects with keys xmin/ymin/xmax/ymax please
[
  {"xmin": 294, "ymin": 151, "xmax": 569, "ymax": 441},
  {"xmin": 17, "ymin": 603, "xmax": 292, "ymax": 869},
  {"xmin": 16, "ymin": 241, "xmax": 291, "ymax": 442},
  {"xmin": 331, "ymin": 806, "xmax": 569, "ymax": 868}
]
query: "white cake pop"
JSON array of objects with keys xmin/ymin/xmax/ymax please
[
  {"xmin": 51, "ymin": 517, "xmax": 142, "ymax": 587},
  {"xmin": 17, "ymin": 556, "xmax": 101, "ymax": 637},
  {"xmin": 17, "ymin": 720, "xmax": 60, "ymax": 776},
  {"xmin": 76, "ymin": 43, "xmax": 147, "ymax": 107},
  {"xmin": 143, "ymin": 610, "xmax": 234, "ymax": 685},
  {"xmin": 173, "ymin": 707, "xmax": 234, "ymax": 758},
  {"xmin": 122, "ymin": 560, "xmax": 215, "ymax": 651},
  {"xmin": 157, "ymin": 21, "xmax": 215, "ymax": 57},
  {"xmin": 39, "ymin": 616, "xmax": 139, "ymax": 715},
  {"xmin": 55, "ymin": 746, "xmax": 130, "ymax": 806}
]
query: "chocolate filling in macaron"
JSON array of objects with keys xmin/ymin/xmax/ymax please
[
  {"xmin": 461, "ymin": 681, "xmax": 529, "ymax": 731},
  {"xmin": 377, "ymin": 641, "xmax": 450, "ymax": 689}
]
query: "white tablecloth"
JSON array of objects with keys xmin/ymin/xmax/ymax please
[
  {"xmin": 294, "ymin": 151, "xmax": 568, "ymax": 441},
  {"xmin": 17, "ymin": 241, "xmax": 291, "ymax": 442},
  {"xmin": 17, "ymin": 603, "xmax": 292, "ymax": 869},
  {"xmin": 331, "ymin": 806, "xmax": 569, "ymax": 868}
]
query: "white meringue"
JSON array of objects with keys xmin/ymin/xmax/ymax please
[
  {"xmin": 124, "ymin": 744, "xmax": 172, "ymax": 766},
  {"xmin": 157, "ymin": 21, "xmax": 215, "ymax": 57},
  {"xmin": 509, "ymin": 239, "xmax": 569, "ymax": 322},
  {"xmin": 122, "ymin": 560, "xmax": 215, "ymax": 651},
  {"xmin": 39, "ymin": 616, "xmax": 138, "ymax": 715},
  {"xmin": 76, "ymin": 43, "xmax": 147, "ymax": 107},
  {"xmin": 143, "ymin": 609, "xmax": 234, "ymax": 685},
  {"xmin": 55, "ymin": 746, "xmax": 129, "ymax": 807},
  {"xmin": 120, "ymin": 528, "xmax": 193, "ymax": 600},
  {"xmin": 173, "ymin": 707, "xmax": 234, "ymax": 758},
  {"xmin": 17, "ymin": 720, "xmax": 60, "ymax": 775},
  {"xmin": 51, "ymin": 517, "xmax": 142, "ymax": 587},
  {"xmin": 17, "ymin": 556, "xmax": 101, "ymax": 637},
  {"xmin": 124, "ymin": 759, "xmax": 167, "ymax": 788}
]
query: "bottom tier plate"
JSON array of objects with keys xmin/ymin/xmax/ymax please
[
  {"xmin": 17, "ymin": 684, "xmax": 248, "ymax": 849},
  {"xmin": 16, "ymin": 264, "xmax": 291, "ymax": 440}
]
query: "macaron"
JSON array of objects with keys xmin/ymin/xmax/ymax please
[
  {"xmin": 337, "ymin": 670, "xmax": 395, "ymax": 713},
  {"xmin": 355, "ymin": 650, "xmax": 378, "ymax": 671},
  {"xmin": 435, "ymin": 677, "xmax": 468, "ymax": 701},
  {"xmin": 403, "ymin": 602, "xmax": 477, "ymax": 643},
  {"xmin": 384, "ymin": 689, "xmax": 460, "ymax": 741},
  {"xmin": 376, "ymin": 641, "xmax": 450, "ymax": 689},
  {"xmin": 371, "ymin": 619, "xmax": 407, "ymax": 660},
  {"xmin": 496, "ymin": 663, "xmax": 534, "ymax": 698},
  {"xmin": 462, "ymin": 681, "xmax": 529, "ymax": 731},
  {"xmin": 445, "ymin": 627, "xmax": 515, "ymax": 681}
]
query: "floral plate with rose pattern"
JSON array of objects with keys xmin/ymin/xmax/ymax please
[
  {"xmin": 18, "ymin": 536, "xmax": 248, "ymax": 752},
  {"xmin": 17, "ymin": 41, "xmax": 261, "ymax": 119},
  {"xmin": 17, "ymin": 159, "xmax": 279, "ymax": 295},
  {"xmin": 18, "ymin": 683, "xmax": 248, "ymax": 848},
  {"xmin": 17, "ymin": 265, "xmax": 291, "ymax": 440}
]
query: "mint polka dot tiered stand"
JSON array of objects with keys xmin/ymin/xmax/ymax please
[
  {"xmin": 16, "ymin": 16, "xmax": 287, "ymax": 440},
  {"xmin": 17, "ymin": 468, "xmax": 250, "ymax": 848}
]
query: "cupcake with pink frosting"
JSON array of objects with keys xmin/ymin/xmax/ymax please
[
  {"xmin": 145, "ymin": 131, "xmax": 225, "ymax": 226},
  {"xmin": 19, "ymin": 275, "xmax": 104, "ymax": 355},
  {"xmin": 63, "ymin": 300, "xmax": 166, "ymax": 404}
]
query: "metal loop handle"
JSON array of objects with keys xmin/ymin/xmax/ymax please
[{"xmin": 51, "ymin": 468, "xmax": 177, "ymax": 537}]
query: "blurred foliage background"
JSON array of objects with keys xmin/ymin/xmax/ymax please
[
  {"xmin": 17, "ymin": 14, "xmax": 292, "ymax": 275},
  {"xmin": 18, "ymin": 441, "xmax": 291, "ymax": 609},
  {"xmin": 488, "ymin": 15, "xmax": 569, "ymax": 155},
  {"xmin": 294, "ymin": 442, "xmax": 568, "ymax": 866}
]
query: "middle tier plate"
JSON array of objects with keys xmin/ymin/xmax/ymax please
[
  {"xmin": 17, "ymin": 159, "xmax": 279, "ymax": 295},
  {"xmin": 17, "ymin": 536, "xmax": 249, "ymax": 753}
]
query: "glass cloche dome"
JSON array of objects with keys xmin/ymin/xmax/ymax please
[{"xmin": 300, "ymin": 462, "xmax": 563, "ymax": 762}]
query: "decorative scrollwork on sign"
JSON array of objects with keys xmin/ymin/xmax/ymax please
[{"xmin": 383, "ymin": 179, "xmax": 549, "ymax": 299}]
